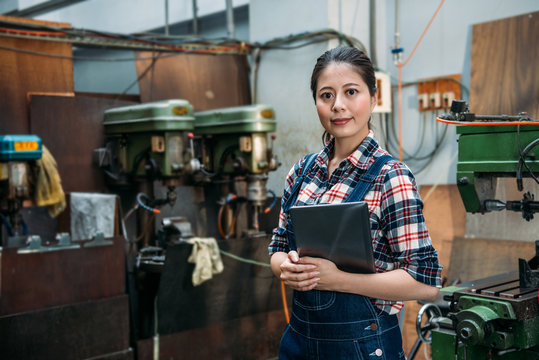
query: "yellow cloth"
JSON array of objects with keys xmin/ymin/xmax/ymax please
[
  {"xmin": 186, "ymin": 237, "xmax": 224, "ymax": 286},
  {"xmin": 34, "ymin": 145, "xmax": 66, "ymax": 217}
]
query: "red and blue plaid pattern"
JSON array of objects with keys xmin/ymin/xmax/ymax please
[{"xmin": 269, "ymin": 131, "xmax": 442, "ymax": 315}]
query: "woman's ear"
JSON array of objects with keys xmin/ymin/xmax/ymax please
[{"xmin": 370, "ymin": 95, "xmax": 377, "ymax": 112}]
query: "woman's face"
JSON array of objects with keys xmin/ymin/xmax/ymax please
[{"xmin": 315, "ymin": 62, "xmax": 376, "ymax": 144}]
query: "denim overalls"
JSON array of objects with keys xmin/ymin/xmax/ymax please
[{"xmin": 279, "ymin": 154, "xmax": 406, "ymax": 360}]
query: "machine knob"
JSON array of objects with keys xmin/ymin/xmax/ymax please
[{"xmin": 455, "ymin": 306, "xmax": 497, "ymax": 346}]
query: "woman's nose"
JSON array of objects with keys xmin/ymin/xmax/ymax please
[{"xmin": 332, "ymin": 94, "xmax": 345, "ymax": 111}]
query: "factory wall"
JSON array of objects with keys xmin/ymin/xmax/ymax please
[
  {"xmin": 13, "ymin": 0, "xmax": 539, "ymax": 241},
  {"xmin": 252, "ymin": 0, "xmax": 539, "ymax": 243}
]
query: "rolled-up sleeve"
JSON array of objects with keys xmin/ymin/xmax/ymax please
[{"xmin": 379, "ymin": 162, "xmax": 443, "ymax": 287}]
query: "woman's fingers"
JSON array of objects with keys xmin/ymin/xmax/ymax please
[{"xmin": 282, "ymin": 274, "xmax": 320, "ymax": 291}]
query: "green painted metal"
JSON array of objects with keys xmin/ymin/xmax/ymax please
[
  {"xmin": 457, "ymin": 296, "xmax": 516, "ymax": 320},
  {"xmin": 117, "ymin": 132, "xmax": 188, "ymax": 177},
  {"xmin": 194, "ymin": 104, "xmax": 276, "ymax": 135},
  {"xmin": 206, "ymin": 133, "xmax": 270, "ymax": 174},
  {"xmin": 432, "ymin": 294, "xmax": 539, "ymax": 359},
  {"xmin": 456, "ymin": 125, "xmax": 539, "ymax": 213},
  {"xmin": 102, "ymin": 100, "xmax": 195, "ymax": 178},
  {"xmin": 103, "ymin": 99, "xmax": 195, "ymax": 134},
  {"xmin": 194, "ymin": 105, "xmax": 276, "ymax": 175}
]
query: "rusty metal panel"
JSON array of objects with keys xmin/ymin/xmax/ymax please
[
  {"xmin": 0, "ymin": 37, "xmax": 74, "ymax": 134},
  {"xmin": 0, "ymin": 236, "xmax": 126, "ymax": 315},
  {"xmin": 134, "ymin": 52, "xmax": 251, "ymax": 111},
  {"xmin": 137, "ymin": 309, "xmax": 285, "ymax": 360},
  {"xmin": 28, "ymin": 94, "xmax": 138, "ymax": 193},
  {"xmin": 0, "ymin": 295, "xmax": 131, "ymax": 360}
]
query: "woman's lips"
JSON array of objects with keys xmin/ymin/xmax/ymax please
[{"xmin": 331, "ymin": 118, "xmax": 351, "ymax": 125}]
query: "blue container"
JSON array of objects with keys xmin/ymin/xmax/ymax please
[{"xmin": 0, "ymin": 135, "xmax": 43, "ymax": 161}]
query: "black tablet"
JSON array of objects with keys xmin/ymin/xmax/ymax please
[{"xmin": 289, "ymin": 201, "xmax": 375, "ymax": 274}]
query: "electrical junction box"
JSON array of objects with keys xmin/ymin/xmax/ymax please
[
  {"xmin": 373, "ymin": 71, "xmax": 392, "ymax": 113},
  {"xmin": 418, "ymin": 94, "xmax": 429, "ymax": 110},
  {"xmin": 417, "ymin": 74, "xmax": 462, "ymax": 112}
]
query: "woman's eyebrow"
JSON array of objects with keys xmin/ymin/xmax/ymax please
[{"xmin": 318, "ymin": 86, "xmax": 334, "ymax": 92}]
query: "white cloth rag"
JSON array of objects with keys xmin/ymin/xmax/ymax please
[{"xmin": 186, "ymin": 237, "xmax": 224, "ymax": 286}]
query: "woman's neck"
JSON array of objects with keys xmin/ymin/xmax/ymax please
[
  {"xmin": 327, "ymin": 134, "xmax": 367, "ymax": 177},
  {"xmin": 332, "ymin": 134, "xmax": 366, "ymax": 163}
]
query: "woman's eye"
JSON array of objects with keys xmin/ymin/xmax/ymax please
[
  {"xmin": 320, "ymin": 92, "xmax": 333, "ymax": 100},
  {"xmin": 346, "ymin": 89, "xmax": 357, "ymax": 95}
]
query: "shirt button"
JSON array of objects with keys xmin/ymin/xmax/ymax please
[
  {"xmin": 375, "ymin": 348, "xmax": 383, "ymax": 357},
  {"xmin": 370, "ymin": 322, "xmax": 378, "ymax": 331}
]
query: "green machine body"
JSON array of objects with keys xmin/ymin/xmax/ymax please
[
  {"xmin": 456, "ymin": 124, "xmax": 539, "ymax": 214},
  {"xmin": 102, "ymin": 99, "xmax": 195, "ymax": 182},
  {"xmin": 194, "ymin": 104, "xmax": 278, "ymax": 176}
]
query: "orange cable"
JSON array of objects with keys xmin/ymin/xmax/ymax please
[
  {"xmin": 0, "ymin": 27, "xmax": 66, "ymax": 37},
  {"xmin": 280, "ymin": 281, "xmax": 290, "ymax": 323},
  {"xmin": 436, "ymin": 117, "xmax": 539, "ymax": 126},
  {"xmin": 395, "ymin": 0, "xmax": 445, "ymax": 161}
]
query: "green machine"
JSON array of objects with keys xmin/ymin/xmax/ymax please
[
  {"xmin": 96, "ymin": 99, "xmax": 198, "ymax": 205},
  {"xmin": 423, "ymin": 268, "xmax": 539, "ymax": 360},
  {"xmin": 413, "ymin": 102, "xmax": 539, "ymax": 359},
  {"xmin": 194, "ymin": 104, "xmax": 280, "ymax": 231},
  {"xmin": 95, "ymin": 101, "xmax": 280, "ymax": 232},
  {"xmin": 447, "ymin": 100, "xmax": 539, "ymax": 220}
]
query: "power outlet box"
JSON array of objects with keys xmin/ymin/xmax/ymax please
[
  {"xmin": 373, "ymin": 71, "xmax": 392, "ymax": 113},
  {"xmin": 418, "ymin": 94, "xmax": 429, "ymax": 110}
]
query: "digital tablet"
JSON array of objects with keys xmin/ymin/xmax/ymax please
[{"xmin": 289, "ymin": 201, "xmax": 375, "ymax": 274}]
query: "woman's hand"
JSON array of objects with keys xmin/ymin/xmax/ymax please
[
  {"xmin": 300, "ymin": 256, "xmax": 341, "ymax": 291},
  {"xmin": 278, "ymin": 251, "xmax": 320, "ymax": 291}
]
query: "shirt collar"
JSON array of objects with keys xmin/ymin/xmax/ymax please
[{"xmin": 315, "ymin": 130, "xmax": 380, "ymax": 171}]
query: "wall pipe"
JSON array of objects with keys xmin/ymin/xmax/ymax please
[
  {"xmin": 225, "ymin": 0, "xmax": 235, "ymax": 39},
  {"xmin": 192, "ymin": 0, "xmax": 199, "ymax": 35},
  {"xmin": 164, "ymin": 0, "xmax": 169, "ymax": 36}
]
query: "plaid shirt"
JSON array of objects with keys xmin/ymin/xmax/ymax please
[{"xmin": 269, "ymin": 131, "xmax": 442, "ymax": 315}]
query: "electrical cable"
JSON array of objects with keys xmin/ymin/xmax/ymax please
[
  {"xmin": 517, "ymin": 125, "xmax": 539, "ymax": 190},
  {"xmin": 0, "ymin": 213, "xmax": 14, "ymax": 237},
  {"xmin": 264, "ymin": 189, "xmax": 277, "ymax": 214},
  {"xmin": 516, "ymin": 137, "xmax": 539, "ymax": 191},
  {"xmin": 280, "ymin": 281, "xmax": 290, "ymax": 323},
  {"xmin": 116, "ymin": 52, "xmax": 160, "ymax": 100},
  {"xmin": 218, "ymin": 249, "xmax": 270, "ymax": 268},
  {"xmin": 386, "ymin": 111, "xmax": 448, "ymax": 164},
  {"xmin": 136, "ymin": 193, "xmax": 161, "ymax": 214},
  {"xmin": 395, "ymin": 0, "xmax": 446, "ymax": 161}
]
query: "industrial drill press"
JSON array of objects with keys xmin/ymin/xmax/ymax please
[{"xmin": 0, "ymin": 134, "xmax": 43, "ymax": 246}]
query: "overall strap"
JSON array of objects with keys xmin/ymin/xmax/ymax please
[
  {"xmin": 282, "ymin": 153, "xmax": 318, "ymax": 212},
  {"xmin": 346, "ymin": 154, "xmax": 394, "ymax": 203}
]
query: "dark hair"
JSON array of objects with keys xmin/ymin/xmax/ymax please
[{"xmin": 310, "ymin": 47, "xmax": 377, "ymax": 143}]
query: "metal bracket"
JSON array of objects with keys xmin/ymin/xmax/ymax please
[{"xmin": 83, "ymin": 232, "xmax": 113, "ymax": 247}]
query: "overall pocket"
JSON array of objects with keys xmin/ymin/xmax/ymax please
[{"xmin": 293, "ymin": 289, "xmax": 336, "ymax": 310}]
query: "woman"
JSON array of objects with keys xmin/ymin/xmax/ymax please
[{"xmin": 269, "ymin": 46, "xmax": 442, "ymax": 359}]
